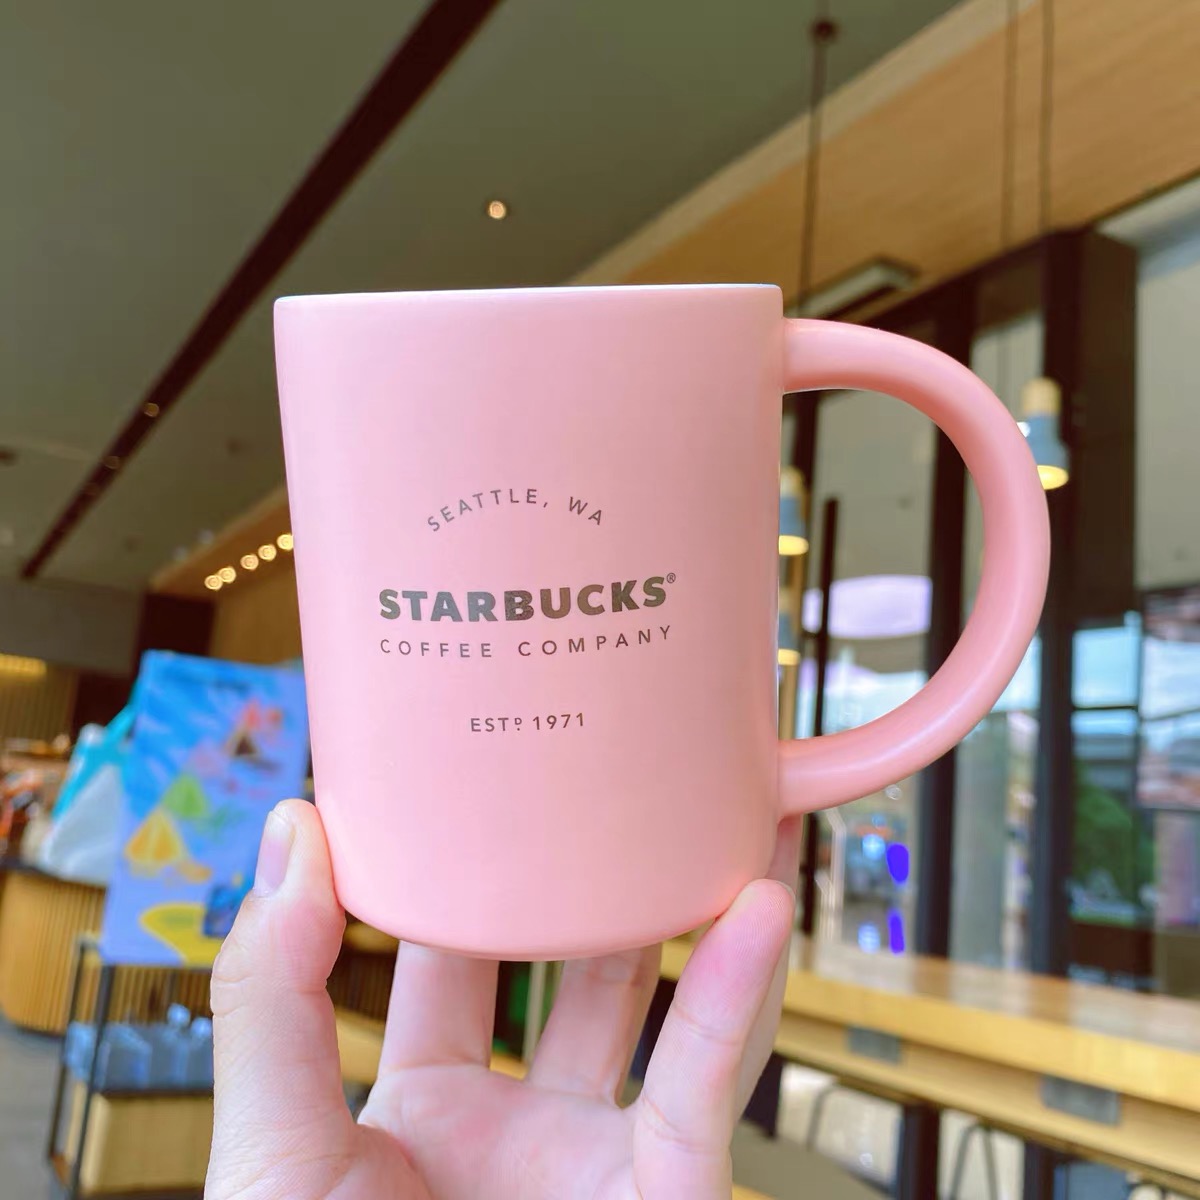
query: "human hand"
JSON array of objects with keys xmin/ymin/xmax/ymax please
[{"xmin": 206, "ymin": 800, "xmax": 801, "ymax": 1199}]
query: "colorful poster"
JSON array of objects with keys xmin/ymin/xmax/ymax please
[{"xmin": 99, "ymin": 652, "xmax": 308, "ymax": 966}]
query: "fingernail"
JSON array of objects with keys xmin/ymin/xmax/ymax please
[{"xmin": 253, "ymin": 807, "xmax": 294, "ymax": 896}]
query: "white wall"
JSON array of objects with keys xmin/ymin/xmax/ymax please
[{"xmin": 1136, "ymin": 233, "xmax": 1200, "ymax": 590}]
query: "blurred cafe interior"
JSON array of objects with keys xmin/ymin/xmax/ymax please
[{"xmin": 2, "ymin": 1, "xmax": 1199, "ymax": 1198}]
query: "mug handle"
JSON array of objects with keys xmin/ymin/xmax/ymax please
[{"xmin": 777, "ymin": 319, "xmax": 1050, "ymax": 815}]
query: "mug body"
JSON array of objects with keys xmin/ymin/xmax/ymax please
[{"xmin": 275, "ymin": 285, "xmax": 783, "ymax": 958}]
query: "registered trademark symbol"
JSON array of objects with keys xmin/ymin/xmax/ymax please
[{"xmin": 666, "ymin": 573, "xmax": 676, "ymax": 584}]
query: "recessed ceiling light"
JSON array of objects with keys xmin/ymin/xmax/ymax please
[
  {"xmin": 218, "ymin": 565, "xmax": 236, "ymax": 583},
  {"xmin": 240, "ymin": 553, "xmax": 259, "ymax": 570},
  {"xmin": 277, "ymin": 532, "xmax": 293, "ymax": 551},
  {"xmin": 204, "ymin": 575, "xmax": 222, "ymax": 591},
  {"xmin": 258, "ymin": 543, "xmax": 277, "ymax": 562},
  {"xmin": 486, "ymin": 199, "xmax": 508, "ymax": 220}
]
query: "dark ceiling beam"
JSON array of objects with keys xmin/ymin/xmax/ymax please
[{"xmin": 22, "ymin": 0, "xmax": 503, "ymax": 580}]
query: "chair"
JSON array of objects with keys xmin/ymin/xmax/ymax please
[
  {"xmin": 803, "ymin": 1082, "xmax": 893, "ymax": 1193},
  {"xmin": 945, "ymin": 1120, "xmax": 1000, "ymax": 1200}
]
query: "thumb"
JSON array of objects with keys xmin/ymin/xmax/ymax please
[{"xmin": 208, "ymin": 799, "xmax": 352, "ymax": 1197}]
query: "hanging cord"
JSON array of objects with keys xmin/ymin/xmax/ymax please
[
  {"xmin": 997, "ymin": 0, "xmax": 1020, "ymax": 406},
  {"xmin": 796, "ymin": 2, "xmax": 837, "ymax": 309},
  {"xmin": 999, "ymin": 0, "xmax": 1019, "ymax": 251},
  {"xmin": 1037, "ymin": 0, "xmax": 1056, "ymax": 234}
]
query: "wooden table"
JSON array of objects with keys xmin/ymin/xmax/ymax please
[{"xmin": 662, "ymin": 936, "xmax": 1200, "ymax": 1194}]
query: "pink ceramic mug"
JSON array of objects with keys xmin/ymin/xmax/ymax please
[{"xmin": 275, "ymin": 285, "xmax": 1048, "ymax": 959}]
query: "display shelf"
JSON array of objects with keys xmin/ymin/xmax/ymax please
[
  {"xmin": 75, "ymin": 1086, "xmax": 213, "ymax": 1103},
  {"xmin": 46, "ymin": 941, "xmax": 216, "ymax": 1200},
  {"xmin": 51, "ymin": 1149, "xmax": 203, "ymax": 1200},
  {"xmin": 57, "ymin": 1082, "xmax": 212, "ymax": 1196}
]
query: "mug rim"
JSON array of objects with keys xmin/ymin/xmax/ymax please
[{"xmin": 275, "ymin": 282, "xmax": 782, "ymax": 309}]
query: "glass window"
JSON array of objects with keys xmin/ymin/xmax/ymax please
[
  {"xmin": 1151, "ymin": 811, "xmax": 1200, "ymax": 931},
  {"xmin": 1141, "ymin": 587, "xmax": 1200, "ymax": 720},
  {"xmin": 1072, "ymin": 708, "xmax": 1150, "ymax": 923},
  {"xmin": 801, "ymin": 373, "xmax": 934, "ymax": 954},
  {"xmin": 1139, "ymin": 714, "xmax": 1200, "ymax": 812},
  {"xmin": 1128, "ymin": 219, "xmax": 1200, "ymax": 982},
  {"xmin": 1073, "ymin": 616, "xmax": 1141, "ymax": 709},
  {"xmin": 953, "ymin": 304, "xmax": 1044, "ymax": 969},
  {"xmin": 962, "ymin": 312, "xmax": 1043, "ymax": 612},
  {"xmin": 951, "ymin": 708, "xmax": 1037, "ymax": 968}
]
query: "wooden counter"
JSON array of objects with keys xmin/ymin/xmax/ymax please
[
  {"xmin": 0, "ymin": 863, "xmax": 105, "ymax": 1033},
  {"xmin": 0, "ymin": 863, "xmax": 210, "ymax": 1034},
  {"xmin": 663, "ymin": 936, "xmax": 1200, "ymax": 1192}
]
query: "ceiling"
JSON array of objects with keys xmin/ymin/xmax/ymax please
[{"xmin": 1, "ymin": 0, "xmax": 964, "ymax": 591}]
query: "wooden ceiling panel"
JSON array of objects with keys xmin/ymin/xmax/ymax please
[{"xmin": 607, "ymin": 0, "xmax": 1200, "ymax": 301}]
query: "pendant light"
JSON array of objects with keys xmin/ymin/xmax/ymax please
[
  {"xmin": 784, "ymin": 6, "xmax": 911, "ymax": 321},
  {"xmin": 1021, "ymin": 377, "xmax": 1069, "ymax": 490},
  {"xmin": 778, "ymin": 610, "xmax": 801, "ymax": 667},
  {"xmin": 778, "ymin": 7, "xmax": 834, "ymax": 558},
  {"xmin": 793, "ymin": 6, "xmax": 837, "ymax": 312},
  {"xmin": 995, "ymin": 0, "xmax": 1019, "ymax": 407},
  {"xmin": 778, "ymin": 7, "xmax": 836, "ymax": 675},
  {"xmin": 1021, "ymin": 0, "xmax": 1070, "ymax": 489},
  {"xmin": 779, "ymin": 464, "xmax": 809, "ymax": 555}
]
